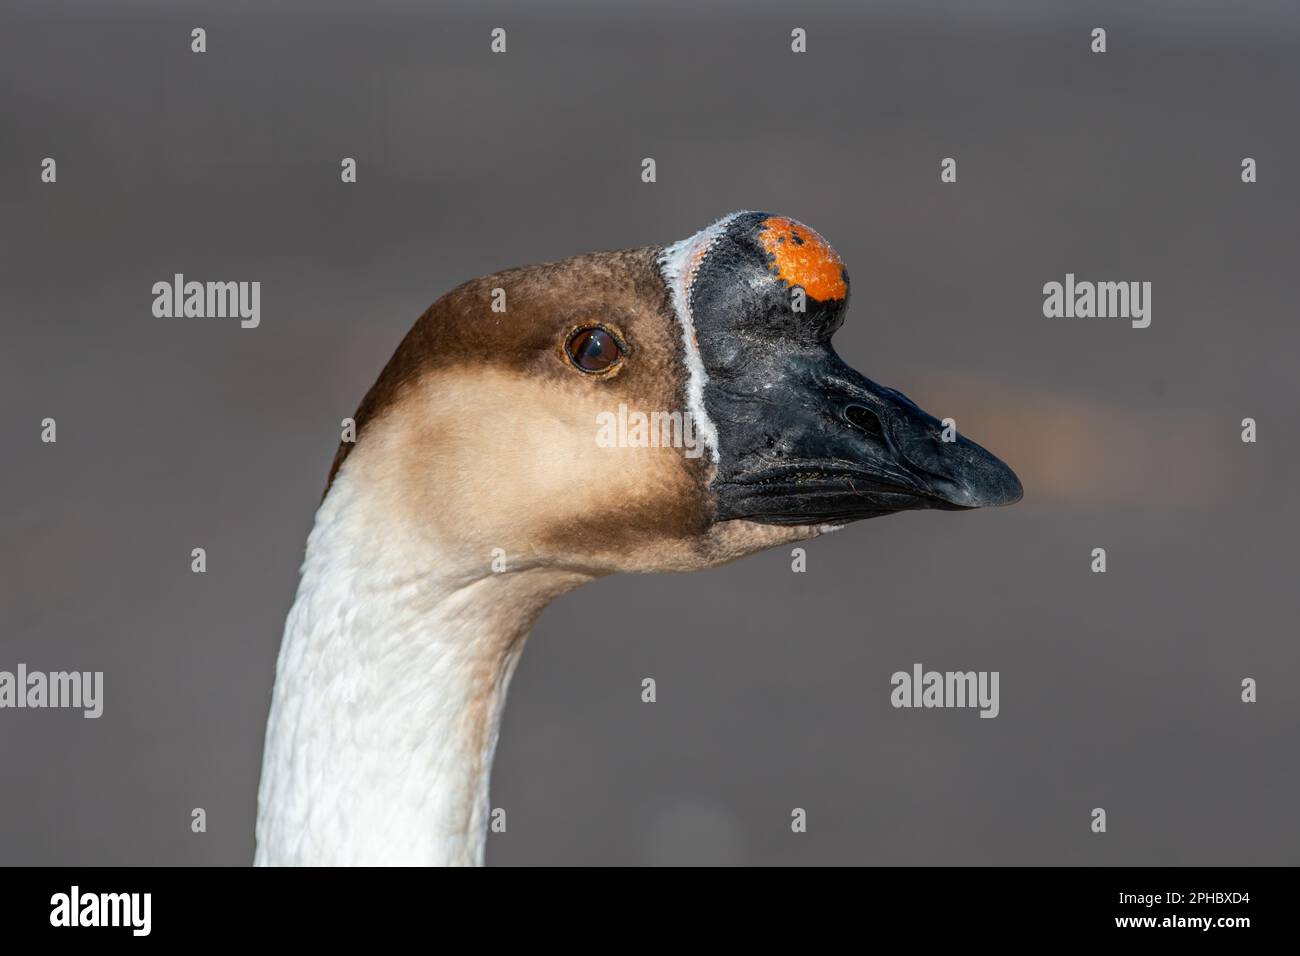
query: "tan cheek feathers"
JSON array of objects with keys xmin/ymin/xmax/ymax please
[{"xmin": 348, "ymin": 367, "xmax": 723, "ymax": 573}]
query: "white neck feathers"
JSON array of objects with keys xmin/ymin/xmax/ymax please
[{"xmin": 255, "ymin": 468, "xmax": 584, "ymax": 866}]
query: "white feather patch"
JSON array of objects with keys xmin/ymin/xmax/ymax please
[{"xmin": 657, "ymin": 212, "xmax": 748, "ymax": 467}]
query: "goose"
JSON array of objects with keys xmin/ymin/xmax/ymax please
[{"xmin": 253, "ymin": 211, "xmax": 1022, "ymax": 866}]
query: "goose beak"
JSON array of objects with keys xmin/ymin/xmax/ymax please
[
  {"xmin": 672, "ymin": 210, "xmax": 1022, "ymax": 526},
  {"xmin": 860, "ymin": 376, "xmax": 1024, "ymax": 510},
  {"xmin": 713, "ymin": 356, "xmax": 1023, "ymax": 526}
]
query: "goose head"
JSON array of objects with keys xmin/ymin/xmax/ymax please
[
  {"xmin": 327, "ymin": 211, "xmax": 1021, "ymax": 582},
  {"xmin": 258, "ymin": 212, "xmax": 1023, "ymax": 866}
]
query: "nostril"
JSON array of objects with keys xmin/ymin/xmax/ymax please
[{"xmin": 843, "ymin": 404, "xmax": 886, "ymax": 442}]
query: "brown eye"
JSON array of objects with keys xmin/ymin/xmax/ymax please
[{"xmin": 565, "ymin": 326, "xmax": 623, "ymax": 373}]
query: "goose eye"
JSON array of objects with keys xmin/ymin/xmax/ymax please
[{"xmin": 566, "ymin": 326, "xmax": 623, "ymax": 373}]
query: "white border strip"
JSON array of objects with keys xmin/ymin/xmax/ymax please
[{"xmin": 657, "ymin": 212, "xmax": 747, "ymax": 466}]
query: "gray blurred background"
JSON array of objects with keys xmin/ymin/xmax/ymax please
[{"xmin": 2, "ymin": 0, "xmax": 1297, "ymax": 865}]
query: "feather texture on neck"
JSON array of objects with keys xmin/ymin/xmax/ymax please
[{"xmin": 255, "ymin": 465, "xmax": 589, "ymax": 866}]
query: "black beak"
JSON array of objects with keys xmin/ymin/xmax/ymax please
[
  {"xmin": 713, "ymin": 353, "xmax": 1023, "ymax": 526},
  {"xmin": 861, "ymin": 378, "xmax": 1024, "ymax": 510},
  {"xmin": 675, "ymin": 209, "xmax": 1022, "ymax": 526}
]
